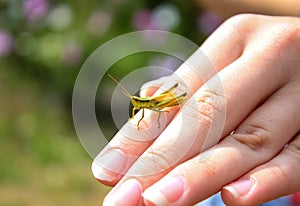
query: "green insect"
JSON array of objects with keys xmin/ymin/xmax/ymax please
[{"xmin": 108, "ymin": 74, "xmax": 187, "ymax": 130}]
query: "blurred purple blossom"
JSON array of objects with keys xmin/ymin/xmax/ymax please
[
  {"xmin": 0, "ymin": 31, "xmax": 14, "ymax": 57},
  {"xmin": 24, "ymin": 0, "xmax": 49, "ymax": 22},
  {"xmin": 198, "ymin": 11, "xmax": 223, "ymax": 34},
  {"xmin": 132, "ymin": 9, "xmax": 158, "ymax": 30}
]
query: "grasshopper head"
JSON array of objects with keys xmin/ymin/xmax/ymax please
[{"xmin": 131, "ymin": 96, "xmax": 141, "ymax": 108}]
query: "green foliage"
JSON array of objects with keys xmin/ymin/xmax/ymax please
[{"xmin": 0, "ymin": 0, "xmax": 210, "ymax": 204}]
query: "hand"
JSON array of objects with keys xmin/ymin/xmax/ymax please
[{"xmin": 92, "ymin": 14, "xmax": 300, "ymax": 206}]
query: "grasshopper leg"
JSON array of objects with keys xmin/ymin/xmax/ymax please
[
  {"xmin": 154, "ymin": 109, "xmax": 169, "ymax": 128},
  {"xmin": 137, "ymin": 108, "xmax": 144, "ymax": 130},
  {"xmin": 158, "ymin": 111, "xmax": 162, "ymax": 128},
  {"xmin": 129, "ymin": 107, "xmax": 137, "ymax": 120}
]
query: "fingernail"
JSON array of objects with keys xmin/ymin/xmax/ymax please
[
  {"xmin": 92, "ymin": 149, "xmax": 128, "ymax": 182},
  {"xmin": 91, "ymin": 162, "xmax": 116, "ymax": 182},
  {"xmin": 103, "ymin": 179, "xmax": 143, "ymax": 206},
  {"xmin": 142, "ymin": 176, "xmax": 186, "ymax": 205},
  {"xmin": 223, "ymin": 178, "xmax": 254, "ymax": 198}
]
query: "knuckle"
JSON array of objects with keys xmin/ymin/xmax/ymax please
[
  {"xmin": 143, "ymin": 147, "xmax": 178, "ymax": 172},
  {"xmin": 202, "ymin": 156, "xmax": 219, "ymax": 177},
  {"xmin": 286, "ymin": 134, "xmax": 300, "ymax": 161},
  {"xmin": 271, "ymin": 24, "xmax": 300, "ymax": 51},
  {"xmin": 262, "ymin": 162, "xmax": 288, "ymax": 185},
  {"xmin": 223, "ymin": 13, "xmax": 257, "ymax": 31},
  {"xmin": 256, "ymin": 18, "xmax": 300, "ymax": 54},
  {"xmin": 231, "ymin": 123, "xmax": 272, "ymax": 152},
  {"xmin": 196, "ymin": 89, "xmax": 226, "ymax": 128}
]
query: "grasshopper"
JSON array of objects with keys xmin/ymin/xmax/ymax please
[{"xmin": 108, "ymin": 74, "xmax": 187, "ymax": 130}]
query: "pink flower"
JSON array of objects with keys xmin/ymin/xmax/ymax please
[
  {"xmin": 132, "ymin": 9, "xmax": 158, "ymax": 30},
  {"xmin": 198, "ymin": 11, "xmax": 223, "ymax": 34},
  {"xmin": 24, "ymin": 0, "xmax": 49, "ymax": 22},
  {"xmin": 0, "ymin": 31, "xmax": 13, "ymax": 57}
]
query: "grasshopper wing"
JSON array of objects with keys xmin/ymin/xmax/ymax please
[
  {"xmin": 156, "ymin": 93, "xmax": 187, "ymax": 108},
  {"xmin": 151, "ymin": 83, "xmax": 179, "ymax": 102}
]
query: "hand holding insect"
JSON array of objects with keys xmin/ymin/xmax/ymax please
[
  {"xmin": 94, "ymin": 15, "xmax": 300, "ymax": 206},
  {"xmin": 108, "ymin": 74, "xmax": 187, "ymax": 130}
]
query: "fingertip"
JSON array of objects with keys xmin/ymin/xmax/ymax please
[
  {"xmin": 221, "ymin": 186, "xmax": 239, "ymax": 206},
  {"xmin": 221, "ymin": 178, "xmax": 254, "ymax": 206},
  {"xmin": 91, "ymin": 160, "xmax": 120, "ymax": 186},
  {"xmin": 103, "ymin": 179, "xmax": 143, "ymax": 206},
  {"xmin": 143, "ymin": 199, "xmax": 157, "ymax": 206}
]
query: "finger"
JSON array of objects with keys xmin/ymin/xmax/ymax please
[
  {"xmin": 140, "ymin": 81, "xmax": 300, "ymax": 205},
  {"xmin": 222, "ymin": 132, "xmax": 300, "ymax": 206},
  {"xmin": 92, "ymin": 15, "xmax": 247, "ymax": 185}
]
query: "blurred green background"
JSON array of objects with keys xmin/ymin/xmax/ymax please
[{"xmin": 0, "ymin": 0, "xmax": 222, "ymax": 205}]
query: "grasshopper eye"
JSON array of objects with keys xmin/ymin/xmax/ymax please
[{"xmin": 129, "ymin": 94, "xmax": 141, "ymax": 116}]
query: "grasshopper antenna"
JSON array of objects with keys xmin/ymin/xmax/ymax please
[{"xmin": 107, "ymin": 74, "xmax": 132, "ymax": 98}]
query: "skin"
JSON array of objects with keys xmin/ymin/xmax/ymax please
[
  {"xmin": 198, "ymin": 0, "xmax": 300, "ymax": 18},
  {"xmin": 93, "ymin": 14, "xmax": 300, "ymax": 205}
]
